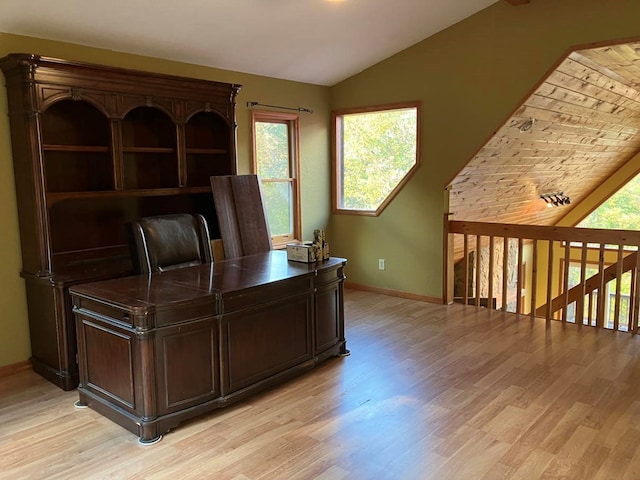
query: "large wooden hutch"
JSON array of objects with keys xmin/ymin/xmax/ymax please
[{"xmin": 0, "ymin": 54, "xmax": 241, "ymax": 389}]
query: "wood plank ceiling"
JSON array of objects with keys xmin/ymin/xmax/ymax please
[{"xmin": 448, "ymin": 39, "xmax": 640, "ymax": 226}]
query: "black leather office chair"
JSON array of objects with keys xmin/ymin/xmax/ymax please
[{"xmin": 128, "ymin": 213, "xmax": 213, "ymax": 274}]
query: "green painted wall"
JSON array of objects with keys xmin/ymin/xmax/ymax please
[
  {"xmin": 0, "ymin": 33, "xmax": 330, "ymax": 367},
  {"xmin": 328, "ymin": 0, "xmax": 640, "ymax": 299}
]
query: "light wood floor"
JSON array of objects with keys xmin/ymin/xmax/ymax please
[{"xmin": 3, "ymin": 289, "xmax": 640, "ymax": 479}]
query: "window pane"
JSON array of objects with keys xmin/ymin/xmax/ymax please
[
  {"xmin": 262, "ymin": 181, "xmax": 292, "ymax": 236},
  {"xmin": 251, "ymin": 111, "xmax": 299, "ymax": 242},
  {"xmin": 578, "ymin": 173, "xmax": 640, "ymax": 230},
  {"xmin": 339, "ymin": 107, "xmax": 417, "ymax": 211},
  {"xmin": 255, "ymin": 122, "xmax": 289, "ymax": 179}
]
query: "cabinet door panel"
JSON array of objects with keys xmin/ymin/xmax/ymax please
[
  {"xmin": 155, "ymin": 319, "xmax": 220, "ymax": 415},
  {"xmin": 222, "ymin": 294, "xmax": 312, "ymax": 394},
  {"xmin": 78, "ymin": 317, "xmax": 136, "ymax": 409},
  {"xmin": 315, "ymin": 283, "xmax": 341, "ymax": 354}
]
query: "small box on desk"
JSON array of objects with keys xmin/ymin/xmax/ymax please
[{"xmin": 286, "ymin": 242, "xmax": 320, "ymax": 263}]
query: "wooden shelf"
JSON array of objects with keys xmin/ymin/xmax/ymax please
[
  {"xmin": 46, "ymin": 186, "xmax": 213, "ymax": 206},
  {"xmin": 186, "ymin": 148, "xmax": 228, "ymax": 155},
  {"xmin": 43, "ymin": 145, "xmax": 110, "ymax": 153},
  {"xmin": 122, "ymin": 147, "xmax": 176, "ymax": 153}
]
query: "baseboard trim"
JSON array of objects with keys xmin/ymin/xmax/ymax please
[
  {"xmin": 345, "ymin": 282, "xmax": 443, "ymax": 304},
  {"xmin": 0, "ymin": 360, "xmax": 31, "ymax": 379}
]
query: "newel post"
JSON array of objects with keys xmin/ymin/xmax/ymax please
[
  {"xmin": 632, "ymin": 247, "xmax": 640, "ymax": 333},
  {"xmin": 443, "ymin": 212, "xmax": 454, "ymax": 305}
]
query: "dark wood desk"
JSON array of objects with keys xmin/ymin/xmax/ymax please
[{"xmin": 69, "ymin": 251, "xmax": 347, "ymax": 444}]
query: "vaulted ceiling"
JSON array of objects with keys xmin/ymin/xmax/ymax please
[
  {"xmin": 448, "ymin": 39, "xmax": 640, "ymax": 226},
  {"xmin": 0, "ymin": 0, "xmax": 501, "ymax": 86}
]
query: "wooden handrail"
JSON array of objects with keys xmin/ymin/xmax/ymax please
[{"xmin": 448, "ymin": 221, "xmax": 640, "ymax": 245}]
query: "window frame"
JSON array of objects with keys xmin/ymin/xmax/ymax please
[
  {"xmin": 331, "ymin": 101, "xmax": 422, "ymax": 216},
  {"xmin": 250, "ymin": 109, "xmax": 301, "ymax": 248}
]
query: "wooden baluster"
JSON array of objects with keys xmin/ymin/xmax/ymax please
[
  {"xmin": 596, "ymin": 244, "xmax": 606, "ymax": 328},
  {"xmin": 502, "ymin": 237, "xmax": 509, "ymax": 311},
  {"xmin": 576, "ymin": 243, "xmax": 588, "ymax": 326},
  {"xmin": 545, "ymin": 240, "xmax": 554, "ymax": 321},
  {"xmin": 475, "ymin": 235, "xmax": 482, "ymax": 307},
  {"xmin": 516, "ymin": 238, "xmax": 523, "ymax": 315},
  {"xmin": 463, "ymin": 234, "xmax": 469, "ymax": 306},
  {"xmin": 562, "ymin": 241, "xmax": 571, "ymax": 323},
  {"xmin": 488, "ymin": 236, "xmax": 495, "ymax": 311},
  {"xmin": 443, "ymin": 214, "xmax": 454, "ymax": 305},
  {"xmin": 530, "ymin": 239, "xmax": 538, "ymax": 318},
  {"xmin": 632, "ymin": 248, "xmax": 640, "ymax": 333},
  {"xmin": 613, "ymin": 244, "xmax": 624, "ymax": 331}
]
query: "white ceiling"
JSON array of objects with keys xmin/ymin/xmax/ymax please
[{"xmin": 0, "ymin": 0, "xmax": 498, "ymax": 86}]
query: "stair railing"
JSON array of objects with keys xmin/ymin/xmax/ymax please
[{"xmin": 444, "ymin": 217, "xmax": 640, "ymax": 333}]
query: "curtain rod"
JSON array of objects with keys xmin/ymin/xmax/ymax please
[{"xmin": 246, "ymin": 101, "xmax": 313, "ymax": 114}]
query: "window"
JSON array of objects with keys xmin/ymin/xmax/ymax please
[
  {"xmin": 578, "ymin": 172, "xmax": 640, "ymax": 230},
  {"xmin": 332, "ymin": 102, "xmax": 421, "ymax": 215},
  {"xmin": 251, "ymin": 110, "xmax": 301, "ymax": 247}
]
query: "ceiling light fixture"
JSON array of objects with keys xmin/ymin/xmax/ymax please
[
  {"xmin": 519, "ymin": 118, "xmax": 535, "ymax": 133},
  {"xmin": 540, "ymin": 192, "xmax": 571, "ymax": 207}
]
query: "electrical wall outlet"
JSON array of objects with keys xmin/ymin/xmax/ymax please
[{"xmin": 378, "ymin": 258, "xmax": 385, "ymax": 270}]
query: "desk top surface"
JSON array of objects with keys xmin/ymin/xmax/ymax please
[{"xmin": 69, "ymin": 250, "xmax": 347, "ymax": 311}]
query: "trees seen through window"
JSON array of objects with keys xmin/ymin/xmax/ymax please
[
  {"xmin": 332, "ymin": 102, "xmax": 421, "ymax": 215},
  {"xmin": 578, "ymin": 173, "xmax": 640, "ymax": 230},
  {"xmin": 251, "ymin": 110, "xmax": 300, "ymax": 247}
]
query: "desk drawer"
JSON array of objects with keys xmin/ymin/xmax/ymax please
[
  {"xmin": 73, "ymin": 296, "xmax": 134, "ymax": 326},
  {"xmin": 222, "ymin": 276, "xmax": 312, "ymax": 313},
  {"xmin": 155, "ymin": 299, "xmax": 217, "ymax": 327},
  {"xmin": 315, "ymin": 265, "xmax": 344, "ymax": 288}
]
